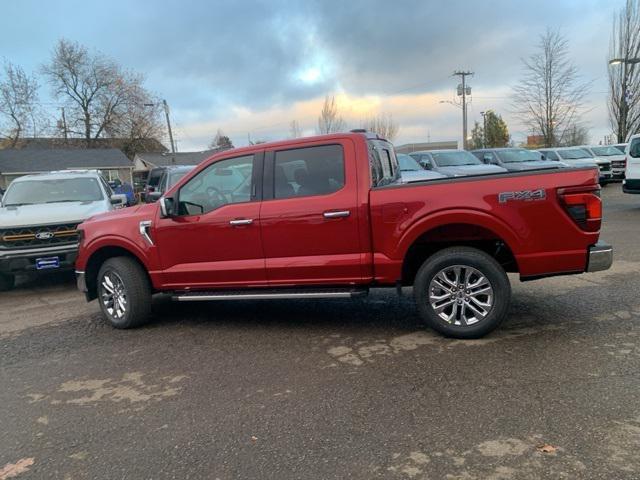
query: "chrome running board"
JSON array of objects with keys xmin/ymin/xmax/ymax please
[{"xmin": 172, "ymin": 288, "xmax": 368, "ymax": 302}]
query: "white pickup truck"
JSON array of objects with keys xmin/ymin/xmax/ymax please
[{"xmin": 0, "ymin": 170, "xmax": 126, "ymax": 290}]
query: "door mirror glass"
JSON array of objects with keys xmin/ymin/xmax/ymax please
[
  {"xmin": 159, "ymin": 197, "xmax": 175, "ymax": 218},
  {"xmin": 146, "ymin": 191, "xmax": 162, "ymax": 203},
  {"xmin": 110, "ymin": 194, "xmax": 127, "ymax": 208}
]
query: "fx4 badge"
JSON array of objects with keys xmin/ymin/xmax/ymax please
[{"xmin": 498, "ymin": 189, "xmax": 546, "ymax": 203}]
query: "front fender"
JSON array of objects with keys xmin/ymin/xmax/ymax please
[{"xmin": 82, "ymin": 234, "xmax": 153, "ymax": 271}]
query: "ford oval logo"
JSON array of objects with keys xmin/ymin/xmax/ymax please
[{"xmin": 35, "ymin": 231, "xmax": 54, "ymax": 240}]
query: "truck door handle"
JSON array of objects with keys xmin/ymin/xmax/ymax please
[
  {"xmin": 229, "ymin": 218, "xmax": 253, "ymax": 226},
  {"xmin": 323, "ymin": 210, "xmax": 350, "ymax": 219}
]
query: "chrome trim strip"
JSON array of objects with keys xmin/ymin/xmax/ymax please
[
  {"xmin": 175, "ymin": 291, "xmax": 356, "ymax": 301},
  {"xmin": 139, "ymin": 220, "xmax": 153, "ymax": 245},
  {"xmin": 0, "ymin": 243, "xmax": 78, "ymax": 259}
]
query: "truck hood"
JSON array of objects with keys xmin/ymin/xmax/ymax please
[
  {"xmin": 592, "ymin": 156, "xmax": 612, "ymax": 166},
  {"xmin": 437, "ymin": 164, "xmax": 506, "ymax": 177},
  {"xmin": 82, "ymin": 203, "xmax": 152, "ymax": 226},
  {"xmin": 0, "ymin": 201, "xmax": 109, "ymax": 228},
  {"xmin": 560, "ymin": 159, "xmax": 598, "ymax": 168},
  {"xmin": 501, "ymin": 160, "xmax": 560, "ymax": 171},
  {"xmin": 400, "ymin": 170, "xmax": 447, "ymax": 183}
]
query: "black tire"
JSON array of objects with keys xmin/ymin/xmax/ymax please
[
  {"xmin": 0, "ymin": 273, "xmax": 15, "ymax": 291},
  {"xmin": 97, "ymin": 257, "xmax": 151, "ymax": 329},
  {"xmin": 413, "ymin": 247, "xmax": 511, "ymax": 339}
]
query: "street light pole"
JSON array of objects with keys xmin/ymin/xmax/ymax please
[{"xmin": 480, "ymin": 111, "xmax": 487, "ymax": 148}]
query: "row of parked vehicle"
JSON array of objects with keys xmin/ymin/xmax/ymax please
[{"xmin": 396, "ymin": 144, "xmax": 630, "ymax": 185}]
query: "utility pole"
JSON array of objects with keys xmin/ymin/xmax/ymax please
[
  {"xmin": 453, "ymin": 71, "xmax": 473, "ymax": 149},
  {"xmin": 60, "ymin": 107, "xmax": 68, "ymax": 142},
  {"xmin": 480, "ymin": 111, "xmax": 486, "ymax": 148},
  {"xmin": 163, "ymin": 99, "xmax": 176, "ymax": 153}
]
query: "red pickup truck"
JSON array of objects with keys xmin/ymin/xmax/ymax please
[{"xmin": 75, "ymin": 131, "xmax": 612, "ymax": 338}]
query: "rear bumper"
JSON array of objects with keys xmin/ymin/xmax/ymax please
[
  {"xmin": 586, "ymin": 241, "xmax": 613, "ymax": 273},
  {"xmin": 0, "ymin": 244, "xmax": 78, "ymax": 274},
  {"xmin": 623, "ymin": 178, "xmax": 640, "ymax": 193}
]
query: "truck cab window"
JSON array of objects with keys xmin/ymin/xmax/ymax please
[
  {"xmin": 177, "ymin": 155, "xmax": 254, "ymax": 215},
  {"xmin": 273, "ymin": 144, "xmax": 344, "ymax": 199}
]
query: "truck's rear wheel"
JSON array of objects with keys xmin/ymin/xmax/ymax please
[
  {"xmin": 97, "ymin": 257, "xmax": 151, "ymax": 329},
  {"xmin": 414, "ymin": 247, "xmax": 511, "ymax": 339},
  {"xmin": 0, "ymin": 273, "xmax": 15, "ymax": 291}
]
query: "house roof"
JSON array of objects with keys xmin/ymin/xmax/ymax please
[
  {"xmin": 0, "ymin": 148, "xmax": 132, "ymax": 174},
  {"xmin": 0, "ymin": 137, "xmax": 168, "ymax": 159},
  {"xmin": 134, "ymin": 149, "xmax": 223, "ymax": 168}
]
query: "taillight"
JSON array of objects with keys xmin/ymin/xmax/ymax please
[{"xmin": 557, "ymin": 186, "xmax": 602, "ymax": 232}]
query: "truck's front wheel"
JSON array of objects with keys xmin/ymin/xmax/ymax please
[
  {"xmin": 97, "ymin": 257, "xmax": 151, "ymax": 329},
  {"xmin": 414, "ymin": 247, "xmax": 511, "ymax": 339}
]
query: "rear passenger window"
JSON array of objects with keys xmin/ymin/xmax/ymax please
[
  {"xmin": 274, "ymin": 145, "xmax": 344, "ymax": 199},
  {"xmin": 629, "ymin": 139, "xmax": 640, "ymax": 158}
]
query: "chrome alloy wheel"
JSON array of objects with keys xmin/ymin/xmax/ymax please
[
  {"xmin": 428, "ymin": 265, "xmax": 494, "ymax": 326},
  {"xmin": 100, "ymin": 271, "xmax": 127, "ymax": 319}
]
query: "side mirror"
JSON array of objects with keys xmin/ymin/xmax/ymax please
[
  {"xmin": 110, "ymin": 194, "xmax": 127, "ymax": 208},
  {"xmin": 146, "ymin": 191, "xmax": 162, "ymax": 203},
  {"xmin": 159, "ymin": 197, "xmax": 175, "ymax": 218}
]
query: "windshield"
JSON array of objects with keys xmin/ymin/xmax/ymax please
[
  {"xmin": 613, "ymin": 144, "xmax": 627, "ymax": 153},
  {"xmin": 591, "ymin": 146, "xmax": 622, "ymax": 156},
  {"xmin": 431, "ymin": 151, "xmax": 482, "ymax": 167},
  {"xmin": 558, "ymin": 149, "xmax": 593, "ymax": 160},
  {"xmin": 497, "ymin": 149, "xmax": 542, "ymax": 163},
  {"xmin": 168, "ymin": 170, "xmax": 193, "ymax": 188},
  {"xmin": 3, "ymin": 177, "xmax": 104, "ymax": 206},
  {"xmin": 397, "ymin": 154, "xmax": 423, "ymax": 171}
]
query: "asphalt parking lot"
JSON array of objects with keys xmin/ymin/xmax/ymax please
[{"xmin": 1, "ymin": 185, "xmax": 639, "ymax": 480}]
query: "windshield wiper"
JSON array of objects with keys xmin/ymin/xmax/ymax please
[
  {"xmin": 3, "ymin": 203, "xmax": 32, "ymax": 207},
  {"xmin": 45, "ymin": 199, "xmax": 82, "ymax": 203}
]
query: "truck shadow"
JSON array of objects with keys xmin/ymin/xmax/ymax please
[{"xmin": 146, "ymin": 288, "xmax": 424, "ymax": 333}]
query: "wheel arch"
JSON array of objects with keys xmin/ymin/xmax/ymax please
[
  {"xmin": 84, "ymin": 244, "xmax": 152, "ymax": 301},
  {"xmin": 399, "ymin": 212, "xmax": 520, "ymax": 286}
]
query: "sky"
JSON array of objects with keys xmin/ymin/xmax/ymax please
[{"xmin": 0, "ymin": 0, "xmax": 626, "ymax": 151}]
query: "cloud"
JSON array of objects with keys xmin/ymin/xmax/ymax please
[{"xmin": 0, "ymin": 0, "xmax": 627, "ymax": 148}]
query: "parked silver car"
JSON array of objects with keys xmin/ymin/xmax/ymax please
[
  {"xmin": 581, "ymin": 145, "xmax": 626, "ymax": 180},
  {"xmin": 409, "ymin": 150, "xmax": 507, "ymax": 177},
  {"xmin": 396, "ymin": 154, "xmax": 447, "ymax": 183},
  {"xmin": 471, "ymin": 148, "xmax": 561, "ymax": 172},
  {"xmin": 539, "ymin": 147, "xmax": 611, "ymax": 184},
  {"xmin": 0, "ymin": 170, "xmax": 127, "ymax": 290}
]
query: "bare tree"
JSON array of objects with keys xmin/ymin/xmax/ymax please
[
  {"xmin": 608, "ymin": 0, "xmax": 640, "ymax": 143},
  {"xmin": 317, "ymin": 95, "xmax": 346, "ymax": 134},
  {"xmin": 512, "ymin": 29, "xmax": 589, "ymax": 147},
  {"xmin": 560, "ymin": 123, "xmax": 590, "ymax": 146},
  {"xmin": 361, "ymin": 113, "xmax": 399, "ymax": 141},
  {"xmin": 0, "ymin": 61, "xmax": 39, "ymax": 147},
  {"xmin": 41, "ymin": 39, "xmax": 143, "ymax": 147},
  {"xmin": 105, "ymin": 85, "xmax": 166, "ymax": 158},
  {"xmin": 289, "ymin": 119, "xmax": 302, "ymax": 138}
]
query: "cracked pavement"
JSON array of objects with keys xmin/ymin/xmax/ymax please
[{"xmin": 1, "ymin": 185, "xmax": 639, "ymax": 479}]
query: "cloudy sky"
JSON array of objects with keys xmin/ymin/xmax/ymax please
[{"xmin": 0, "ymin": 0, "xmax": 625, "ymax": 150}]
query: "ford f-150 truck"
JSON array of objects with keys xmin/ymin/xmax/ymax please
[{"xmin": 75, "ymin": 131, "xmax": 613, "ymax": 338}]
